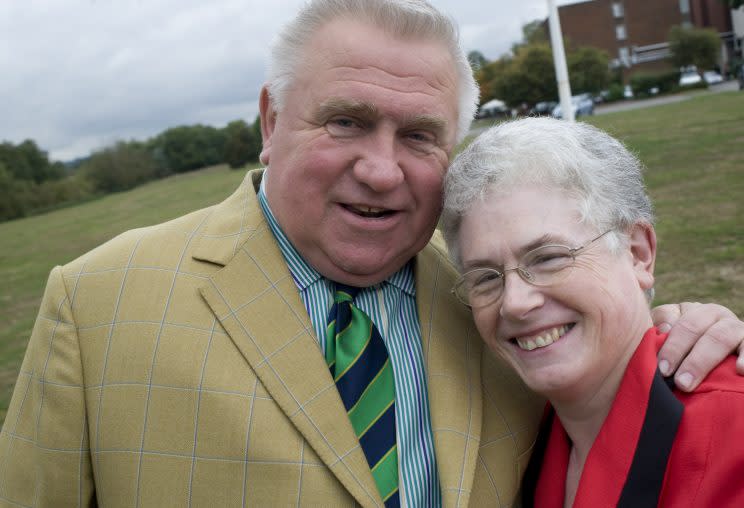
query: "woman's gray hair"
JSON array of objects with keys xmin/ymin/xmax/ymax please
[
  {"xmin": 441, "ymin": 117, "xmax": 655, "ymax": 270},
  {"xmin": 266, "ymin": 0, "xmax": 479, "ymax": 143}
]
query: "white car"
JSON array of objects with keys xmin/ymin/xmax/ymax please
[
  {"xmin": 703, "ymin": 70, "xmax": 724, "ymax": 85},
  {"xmin": 551, "ymin": 94, "xmax": 594, "ymax": 119},
  {"xmin": 679, "ymin": 71, "xmax": 702, "ymax": 87}
]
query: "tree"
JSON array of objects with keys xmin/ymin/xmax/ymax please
[
  {"xmin": 153, "ymin": 125, "xmax": 227, "ymax": 173},
  {"xmin": 0, "ymin": 139, "xmax": 64, "ymax": 183},
  {"xmin": 80, "ymin": 141, "xmax": 162, "ymax": 193},
  {"xmin": 223, "ymin": 118, "xmax": 262, "ymax": 169},
  {"xmin": 568, "ymin": 46, "xmax": 611, "ymax": 94},
  {"xmin": 489, "ymin": 44, "xmax": 557, "ymax": 107},
  {"xmin": 668, "ymin": 26, "xmax": 720, "ymax": 72}
]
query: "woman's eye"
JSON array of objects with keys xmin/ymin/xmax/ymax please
[{"xmin": 473, "ymin": 271, "xmax": 501, "ymax": 287}]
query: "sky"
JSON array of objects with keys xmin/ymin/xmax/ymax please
[{"xmin": 0, "ymin": 0, "xmax": 579, "ymax": 161}]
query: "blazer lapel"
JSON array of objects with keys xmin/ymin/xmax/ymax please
[
  {"xmin": 195, "ymin": 170, "xmax": 383, "ymax": 507},
  {"xmin": 415, "ymin": 236, "xmax": 483, "ymax": 508}
]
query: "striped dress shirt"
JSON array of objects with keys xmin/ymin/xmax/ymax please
[{"xmin": 258, "ymin": 178, "xmax": 441, "ymax": 508}]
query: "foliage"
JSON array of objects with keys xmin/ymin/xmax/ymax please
[
  {"xmin": 151, "ymin": 124, "xmax": 228, "ymax": 173},
  {"xmin": 629, "ymin": 71, "xmax": 680, "ymax": 96},
  {"xmin": 668, "ymin": 26, "xmax": 720, "ymax": 71},
  {"xmin": 721, "ymin": 0, "xmax": 743, "ymax": 8},
  {"xmin": 476, "ymin": 19, "xmax": 610, "ymax": 107},
  {"xmin": 223, "ymin": 118, "xmax": 262, "ymax": 169},
  {"xmin": 0, "ymin": 140, "xmax": 65, "ymax": 184},
  {"xmin": 0, "ymin": 163, "xmax": 93, "ymax": 221},
  {"xmin": 567, "ymin": 47, "xmax": 611, "ymax": 95},
  {"xmin": 80, "ymin": 141, "xmax": 166, "ymax": 193},
  {"xmin": 487, "ymin": 43, "xmax": 557, "ymax": 107}
]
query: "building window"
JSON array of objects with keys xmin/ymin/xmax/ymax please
[
  {"xmin": 679, "ymin": 0, "xmax": 690, "ymax": 14},
  {"xmin": 616, "ymin": 24, "xmax": 627, "ymax": 40},
  {"xmin": 612, "ymin": 2, "xmax": 624, "ymax": 18},
  {"xmin": 619, "ymin": 46, "xmax": 630, "ymax": 65}
]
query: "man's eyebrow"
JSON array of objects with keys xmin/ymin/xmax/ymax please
[
  {"xmin": 402, "ymin": 114, "xmax": 448, "ymax": 136},
  {"xmin": 316, "ymin": 98, "xmax": 379, "ymax": 120}
]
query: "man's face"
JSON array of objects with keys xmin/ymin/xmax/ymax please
[{"xmin": 260, "ymin": 18, "xmax": 459, "ymax": 286}]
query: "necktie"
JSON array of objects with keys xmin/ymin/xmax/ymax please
[{"xmin": 325, "ymin": 283, "xmax": 400, "ymax": 508}]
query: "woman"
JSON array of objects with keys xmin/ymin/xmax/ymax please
[{"xmin": 441, "ymin": 118, "xmax": 744, "ymax": 507}]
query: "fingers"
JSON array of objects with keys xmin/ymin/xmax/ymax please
[
  {"xmin": 653, "ymin": 302, "xmax": 700, "ymax": 375},
  {"xmin": 655, "ymin": 303, "xmax": 743, "ymax": 392},
  {"xmin": 650, "ymin": 303, "xmax": 683, "ymax": 338}
]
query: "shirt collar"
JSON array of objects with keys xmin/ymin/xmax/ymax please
[{"xmin": 258, "ymin": 170, "xmax": 416, "ymax": 297}]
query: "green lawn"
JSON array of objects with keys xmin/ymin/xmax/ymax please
[{"xmin": 1, "ymin": 92, "xmax": 743, "ymax": 423}]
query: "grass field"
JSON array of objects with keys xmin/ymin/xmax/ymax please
[{"xmin": 1, "ymin": 91, "xmax": 742, "ymax": 423}]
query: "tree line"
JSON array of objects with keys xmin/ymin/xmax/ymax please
[{"xmin": 0, "ymin": 117, "xmax": 261, "ymax": 222}]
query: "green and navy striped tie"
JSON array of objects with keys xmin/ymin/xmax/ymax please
[{"xmin": 326, "ymin": 283, "xmax": 400, "ymax": 508}]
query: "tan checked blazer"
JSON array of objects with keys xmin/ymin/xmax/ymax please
[{"xmin": 0, "ymin": 169, "xmax": 543, "ymax": 507}]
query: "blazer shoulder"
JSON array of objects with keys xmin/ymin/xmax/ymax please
[{"xmin": 62, "ymin": 204, "xmax": 218, "ymax": 277}]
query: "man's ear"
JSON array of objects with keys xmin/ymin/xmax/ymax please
[
  {"xmin": 629, "ymin": 222, "xmax": 656, "ymax": 291},
  {"xmin": 259, "ymin": 85, "xmax": 277, "ymax": 165}
]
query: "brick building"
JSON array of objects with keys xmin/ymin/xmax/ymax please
[{"xmin": 550, "ymin": 0, "xmax": 737, "ymax": 78}]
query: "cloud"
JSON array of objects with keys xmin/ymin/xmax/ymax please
[{"xmin": 0, "ymin": 0, "xmax": 557, "ymax": 161}]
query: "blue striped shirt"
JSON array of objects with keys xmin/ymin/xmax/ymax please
[{"xmin": 258, "ymin": 176, "xmax": 441, "ymax": 508}]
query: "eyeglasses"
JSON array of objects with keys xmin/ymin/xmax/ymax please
[{"xmin": 452, "ymin": 229, "xmax": 614, "ymax": 308}]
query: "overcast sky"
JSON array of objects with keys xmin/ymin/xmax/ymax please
[{"xmin": 1, "ymin": 0, "xmax": 579, "ymax": 161}]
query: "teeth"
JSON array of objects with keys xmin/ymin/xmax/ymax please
[
  {"xmin": 515, "ymin": 325, "xmax": 569, "ymax": 351},
  {"xmin": 353, "ymin": 205, "xmax": 385, "ymax": 213}
]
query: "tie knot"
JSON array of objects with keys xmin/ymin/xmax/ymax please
[{"xmin": 333, "ymin": 283, "xmax": 360, "ymax": 303}]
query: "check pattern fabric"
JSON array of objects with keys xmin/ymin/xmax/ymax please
[
  {"xmin": 0, "ymin": 169, "xmax": 544, "ymax": 507},
  {"xmin": 326, "ymin": 284, "xmax": 399, "ymax": 507}
]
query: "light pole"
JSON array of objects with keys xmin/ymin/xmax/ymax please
[{"xmin": 547, "ymin": 0, "xmax": 574, "ymax": 121}]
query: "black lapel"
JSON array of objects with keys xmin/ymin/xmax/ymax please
[
  {"xmin": 616, "ymin": 371, "xmax": 683, "ymax": 508},
  {"xmin": 520, "ymin": 408, "xmax": 554, "ymax": 508}
]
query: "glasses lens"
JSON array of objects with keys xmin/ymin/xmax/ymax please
[
  {"xmin": 459, "ymin": 268, "xmax": 503, "ymax": 306},
  {"xmin": 522, "ymin": 245, "xmax": 575, "ymax": 285}
]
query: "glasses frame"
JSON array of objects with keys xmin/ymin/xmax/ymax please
[{"xmin": 452, "ymin": 229, "xmax": 615, "ymax": 308}]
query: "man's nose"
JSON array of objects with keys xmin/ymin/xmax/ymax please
[
  {"xmin": 352, "ymin": 130, "xmax": 405, "ymax": 192},
  {"xmin": 499, "ymin": 270, "xmax": 544, "ymax": 320}
]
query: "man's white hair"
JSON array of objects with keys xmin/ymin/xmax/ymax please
[{"xmin": 266, "ymin": 0, "xmax": 479, "ymax": 143}]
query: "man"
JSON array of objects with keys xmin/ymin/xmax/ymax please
[{"xmin": 1, "ymin": 1, "xmax": 742, "ymax": 506}]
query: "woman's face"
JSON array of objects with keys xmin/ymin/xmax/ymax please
[{"xmin": 457, "ymin": 184, "xmax": 655, "ymax": 403}]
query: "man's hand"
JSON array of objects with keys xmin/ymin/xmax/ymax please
[{"xmin": 653, "ymin": 302, "xmax": 744, "ymax": 392}]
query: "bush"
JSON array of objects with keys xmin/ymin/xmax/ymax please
[
  {"xmin": 629, "ymin": 71, "xmax": 682, "ymax": 97},
  {"xmin": 80, "ymin": 142, "xmax": 166, "ymax": 193}
]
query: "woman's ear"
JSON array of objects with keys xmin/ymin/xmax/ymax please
[
  {"xmin": 628, "ymin": 222, "xmax": 656, "ymax": 291},
  {"xmin": 258, "ymin": 85, "xmax": 277, "ymax": 165}
]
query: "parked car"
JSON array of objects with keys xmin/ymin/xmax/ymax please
[
  {"xmin": 702, "ymin": 70, "xmax": 724, "ymax": 85},
  {"xmin": 623, "ymin": 85, "xmax": 634, "ymax": 99},
  {"xmin": 679, "ymin": 69, "xmax": 702, "ymax": 87},
  {"xmin": 551, "ymin": 94, "xmax": 594, "ymax": 119},
  {"xmin": 529, "ymin": 101, "xmax": 558, "ymax": 116},
  {"xmin": 476, "ymin": 98, "xmax": 510, "ymax": 119}
]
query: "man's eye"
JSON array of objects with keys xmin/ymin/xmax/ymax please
[
  {"xmin": 331, "ymin": 117, "xmax": 358, "ymax": 128},
  {"xmin": 326, "ymin": 116, "xmax": 365, "ymax": 136},
  {"xmin": 406, "ymin": 131, "xmax": 435, "ymax": 144}
]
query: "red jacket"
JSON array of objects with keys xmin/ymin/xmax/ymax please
[{"xmin": 522, "ymin": 327, "xmax": 744, "ymax": 508}]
